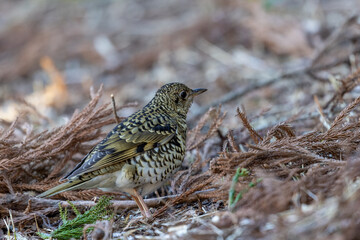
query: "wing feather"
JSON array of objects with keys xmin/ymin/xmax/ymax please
[{"xmin": 64, "ymin": 113, "xmax": 177, "ymax": 180}]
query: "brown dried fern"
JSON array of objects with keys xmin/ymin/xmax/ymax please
[{"xmin": 0, "ymin": 85, "xmax": 137, "ymax": 199}]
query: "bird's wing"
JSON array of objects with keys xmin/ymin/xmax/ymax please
[{"xmin": 63, "ymin": 113, "xmax": 177, "ymax": 180}]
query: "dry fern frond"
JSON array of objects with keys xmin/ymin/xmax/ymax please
[
  {"xmin": 326, "ymin": 96, "xmax": 360, "ymax": 134},
  {"xmin": 227, "ymin": 130, "xmax": 240, "ymax": 153},
  {"xmin": 187, "ymin": 106, "xmax": 226, "ymax": 151},
  {"xmin": 237, "ymin": 107, "xmax": 263, "ymax": 144},
  {"xmin": 0, "ymin": 85, "xmax": 137, "ymax": 198},
  {"xmin": 262, "ymin": 123, "xmax": 295, "ymax": 144}
]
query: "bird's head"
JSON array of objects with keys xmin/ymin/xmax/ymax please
[{"xmin": 151, "ymin": 82, "xmax": 207, "ymax": 117}]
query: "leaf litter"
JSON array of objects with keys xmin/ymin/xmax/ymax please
[{"xmin": 1, "ymin": 0, "xmax": 360, "ymax": 239}]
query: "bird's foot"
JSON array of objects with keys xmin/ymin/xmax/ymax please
[
  {"xmin": 141, "ymin": 208, "xmax": 153, "ymax": 221},
  {"xmin": 124, "ymin": 213, "xmax": 153, "ymax": 230}
]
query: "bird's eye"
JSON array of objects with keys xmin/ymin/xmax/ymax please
[{"xmin": 179, "ymin": 91, "xmax": 187, "ymax": 99}]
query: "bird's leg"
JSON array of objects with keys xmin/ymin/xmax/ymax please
[
  {"xmin": 129, "ymin": 188, "xmax": 152, "ymax": 219},
  {"xmin": 130, "ymin": 194, "xmax": 147, "ymax": 217}
]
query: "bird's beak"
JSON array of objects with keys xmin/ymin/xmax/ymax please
[{"xmin": 191, "ymin": 88, "xmax": 207, "ymax": 96}]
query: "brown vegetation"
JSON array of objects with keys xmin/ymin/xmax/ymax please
[{"xmin": 1, "ymin": 0, "xmax": 360, "ymax": 239}]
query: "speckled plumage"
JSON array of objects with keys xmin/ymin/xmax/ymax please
[{"xmin": 38, "ymin": 82, "xmax": 207, "ymax": 218}]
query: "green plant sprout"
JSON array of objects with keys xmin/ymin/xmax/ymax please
[
  {"xmin": 38, "ymin": 196, "xmax": 112, "ymax": 240},
  {"xmin": 228, "ymin": 168, "xmax": 262, "ymax": 211}
]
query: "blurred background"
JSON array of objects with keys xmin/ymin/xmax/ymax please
[{"xmin": 0, "ymin": 0, "xmax": 360, "ymax": 129}]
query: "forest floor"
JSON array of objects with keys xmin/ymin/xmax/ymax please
[{"xmin": 1, "ymin": 0, "xmax": 360, "ymax": 239}]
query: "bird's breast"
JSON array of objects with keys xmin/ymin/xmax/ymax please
[{"xmin": 115, "ymin": 130, "xmax": 186, "ymax": 189}]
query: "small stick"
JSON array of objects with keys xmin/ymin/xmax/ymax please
[
  {"xmin": 65, "ymin": 189, "xmax": 216, "ymax": 209},
  {"xmin": 0, "ymin": 189, "xmax": 218, "ymax": 218},
  {"xmin": 111, "ymin": 94, "xmax": 120, "ymax": 124},
  {"xmin": 314, "ymin": 95, "xmax": 331, "ymax": 130},
  {"xmin": 0, "ymin": 190, "xmax": 215, "ymax": 228}
]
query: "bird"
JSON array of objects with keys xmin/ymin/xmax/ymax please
[{"xmin": 38, "ymin": 82, "xmax": 207, "ymax": 219}]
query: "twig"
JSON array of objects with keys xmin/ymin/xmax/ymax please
[
  {"xmin": 66, "ymin": 189, "xmax": 216, "ymax": 208},
  {"xmin": 0, "ymin": 189, "xmax": 212, "ymax": 228},
  {"xmin": 111, "ymin": 94, "xmax": 120, "ymax": 124},
  {"xmin": 314, "ymin": 95, "xmax": 331, "ymax": 130},
  {"xmin": 0, "ymin": 189, "xmax": 217, "ymax": 217}
]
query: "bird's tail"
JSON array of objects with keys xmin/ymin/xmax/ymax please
[{"xmin": 37, "ymin": 180, "xmax": 87, "ymax": 198}]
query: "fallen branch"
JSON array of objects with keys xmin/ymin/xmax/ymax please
[
  {"xmin": 4, "ymin": 189, "xmax": 217, "ymax": 209},
  {"xmin": 0, "ymin": 188, "xmax": 219, "ymax": 227}
]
